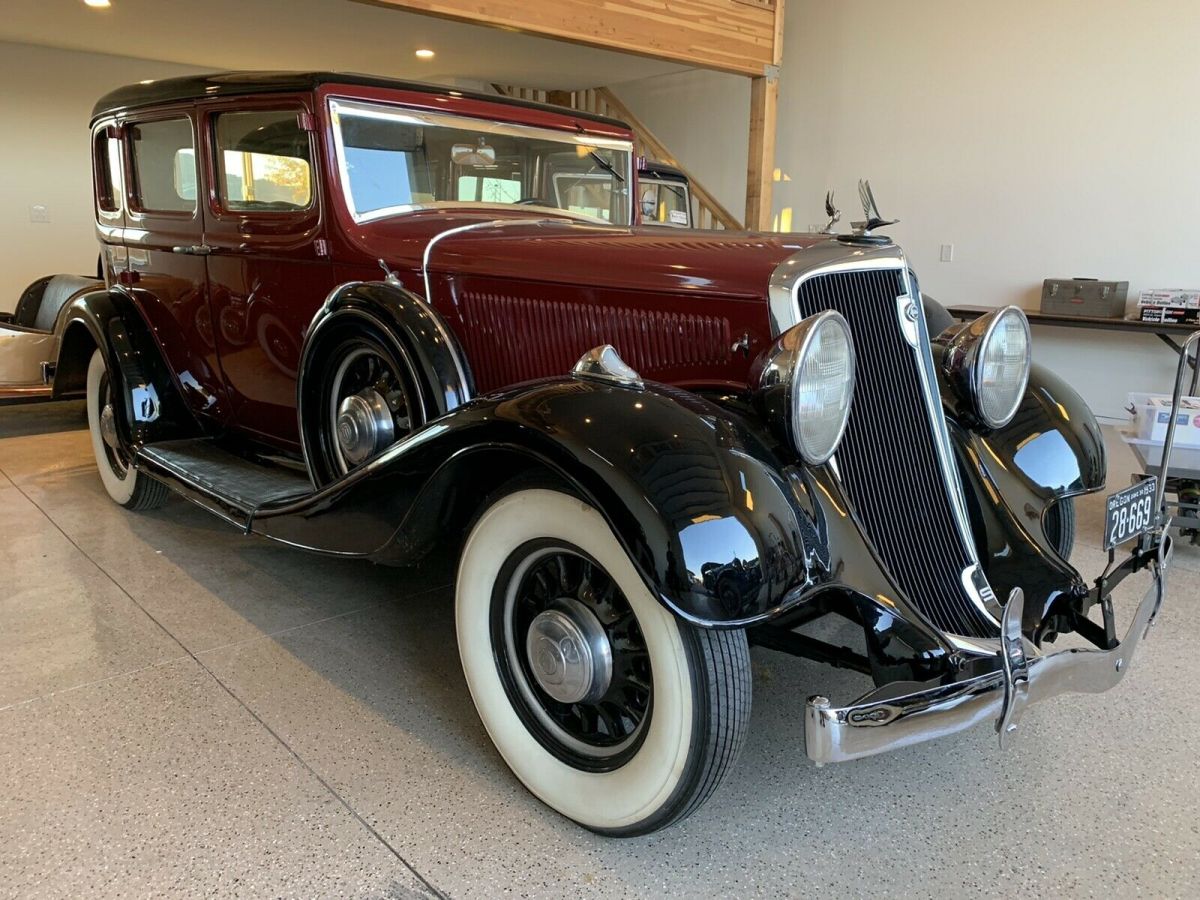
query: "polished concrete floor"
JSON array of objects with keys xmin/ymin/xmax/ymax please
[{"xmin": 1, "ymin": 401, "xmax": 1198, "ymax": 899}]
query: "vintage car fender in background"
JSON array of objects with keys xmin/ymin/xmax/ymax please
[{"xmin": 1, "ymin": 274, "xmax": 102, "ymax": 403}]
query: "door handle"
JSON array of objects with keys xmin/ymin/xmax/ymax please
[{"xmin": 172, "ymin": 244, "xmax": 213, "ymax": 256}]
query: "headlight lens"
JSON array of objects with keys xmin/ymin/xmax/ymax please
[
  {"xmin": 942, "ymin": 305, "xmax": 1032, "ymax": 429},
  {"xmin": 753, "ymin": 310, "xmax": 856, "ymax": 465},
  {"xmin": 975, "ymin": 308, "xmax": 1031, "ymax": 427}
]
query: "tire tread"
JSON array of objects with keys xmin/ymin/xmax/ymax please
[
  {"xmin": 601, "ymin": 624, "xmax": 752, "ymax": 836},
  {"xmin": 124, "ymin": 474, "xmax": 170, "ymax": 511}
]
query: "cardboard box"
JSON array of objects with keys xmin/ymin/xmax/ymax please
[
  {"xmin": 1129, "ymin": 393, "xmax": 1200, "ymax": 448},
  {"xmin": 1139, "ymin": 305, "xmax": 1200, "ymax": 325},
  {"xmin": 1139, "ymin": 289, "xmax": 1200, "ymax": 310}
]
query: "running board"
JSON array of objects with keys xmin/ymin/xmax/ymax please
[
  {"xmin": 136, "ymin": 439, "xmax": 313, "ymax": 529},
  {"xmin": 0, "ymin": 384, "xmax": 54, "ymax": 405}
]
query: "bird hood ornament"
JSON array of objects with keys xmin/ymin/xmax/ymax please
[
  {"xmin": 822, "ymin": 191, "xmax": 841, "ymax": 234},
  {"xmin": 851, "ymin": 179, "xmax": 898, "ymax": 236}
]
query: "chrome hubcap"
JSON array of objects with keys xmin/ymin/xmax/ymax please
[
  {"xmin": 525, "ymin": 598, "xmax": 613, "ymax": 705},
  {"xmin": 99, "ymin": 403, "xmax": 120, "ymax": 451},
  {"xmin": 335, "ymin": 390, "xmax": 394, "ymax": 468}
]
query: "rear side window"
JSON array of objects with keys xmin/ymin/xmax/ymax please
[
  {"xmin": 94, "ymin": 130, "xmax": 123, "ymax": 213},
  {"xmin": 214, "ymin": 110, "xmax": 312, "ymax": 211},
  {"xmin": 129, "ymin": 118, "xmax": 196, "ymax": 213}
]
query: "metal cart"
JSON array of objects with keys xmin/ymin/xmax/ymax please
[{"xmin": 1123, "ymin": 330, "xmax": 1200, "ymax": 542}]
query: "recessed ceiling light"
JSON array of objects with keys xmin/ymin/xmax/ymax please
[
  {"xmin": 415, "ymin": 49, "xmax": 435, "ymax": 60},
  {"xmin": 83, "ymin": 0, "xmax": 112, "ymax": 8}
]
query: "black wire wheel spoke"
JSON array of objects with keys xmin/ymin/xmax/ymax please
[{"xmin": 492, "ymin": 540, "xmax": 655, "ymax": 771}]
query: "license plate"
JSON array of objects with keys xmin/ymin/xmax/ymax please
[{"xmin": 1104, "ymin": 477, "xmax": 1158, "ymax": 549}]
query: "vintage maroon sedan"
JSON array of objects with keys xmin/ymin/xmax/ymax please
[{"xmin": 54, "ymin": 71, "xmax": 1174, "ymax": 835}]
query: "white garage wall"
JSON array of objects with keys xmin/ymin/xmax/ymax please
[
  {"xmin": 613, "ymin": 0, "xmax": 1200, "ymax": 420},
  {"xmin": 0, "ymin": 42, "xmax": 206, "ymax": 305}
]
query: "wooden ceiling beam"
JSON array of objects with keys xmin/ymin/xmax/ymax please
[{"xmin": 366, "ymin": 0, "xmax": 781, "ymax": 78}]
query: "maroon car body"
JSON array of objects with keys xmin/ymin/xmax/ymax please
[{"xmin": 86, "ymin": 72, "xmax": 796, "ymax": 449}]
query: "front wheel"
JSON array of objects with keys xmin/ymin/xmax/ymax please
[
  {"xmin": 85, "ymin": 349, "xmax": 168, "ymax": 510},
  {"xmin": 456, "ymin": 487, "xmax": 751, "ymax": 835}
]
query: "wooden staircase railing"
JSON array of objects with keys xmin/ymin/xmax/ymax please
[{"xmin": 492, "ymin": 83, "xmax": 742, "ymax": 231}]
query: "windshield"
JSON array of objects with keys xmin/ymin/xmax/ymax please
[
  {"xmin": 329, "ymin": 98, "xmax": 633, "ymax": 225},
  {"xmin": 639, "ymin": 178, "xmax": 691, "ymax": 227}
]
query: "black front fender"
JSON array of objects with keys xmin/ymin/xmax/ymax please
[
  {"xmin": 257, "ymin": 377, "xmax": 823, "ymax": 627},
  {"xmin": 947, "ymin": 363, "xmax": 1106, "ymax": 635}
]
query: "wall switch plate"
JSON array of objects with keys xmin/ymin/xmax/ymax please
[
  {"xmin": 29, "ymin": 204, "xmax": 50, "ymax": 224},
  {"xmin": 939, "ymin": 243, "xmax": 954, "ymax": 262}
]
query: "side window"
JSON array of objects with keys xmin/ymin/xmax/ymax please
[
  {"xmin": 129, "ymin": 118, "xmax": 196, "ymax": 213},
  {"xmin": 214, "ymin": 110, "xmax": 312, "ymax": 211},
  {"xmin": 94, "ymin": 130, "xmax": 123, "ymax": 213}
]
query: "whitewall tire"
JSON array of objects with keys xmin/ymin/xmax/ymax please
[
  {"xmin": 86, "ymin": 349, "xmax": 168, "ymax": 511},
  {"xmin": 456, "ymin": 487, "xmax": 751, "ymax": 835}
]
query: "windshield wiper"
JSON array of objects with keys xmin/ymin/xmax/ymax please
[{"xmin": 587, "ymin": 150, "xmax": 624, "ymax": 183}]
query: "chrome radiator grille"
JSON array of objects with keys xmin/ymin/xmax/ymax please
[{"xmin": 795, "ymin": 269, "xmax": 998, "ymax": 638}]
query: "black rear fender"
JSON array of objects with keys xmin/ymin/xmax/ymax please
[{"xmin": 55, "ymin": 289, "xmax": 198, "ymax": 444}]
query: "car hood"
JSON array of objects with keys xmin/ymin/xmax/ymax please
[{"xmin": 354, "ymin": 209, "xmax": 822, "ymax": 301}]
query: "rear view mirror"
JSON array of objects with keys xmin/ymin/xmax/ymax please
[{"xmin": 452, "ymin": 142, "xmax": 497, "ymax": 167}]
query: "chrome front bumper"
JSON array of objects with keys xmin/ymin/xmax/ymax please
[{"xmin": 805, "ymin": 535, "xmax": 1172, "ymax": 765}]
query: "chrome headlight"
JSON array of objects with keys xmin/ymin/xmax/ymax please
[
  {"xmin": 943, "ymin": 306, "xmax": 1031, "ymax": 429},
  {"xmin": 753, "ymin": 310, "xmax": 856, "ymax": 465}
]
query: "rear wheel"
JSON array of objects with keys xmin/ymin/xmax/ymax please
[
  {"xmin": 456, "ymin": 487, "xmax": 751, "ymax": 835},
  {"xmin": 85, "ymin": 350, "xmax": 168, "ymax": 510}
]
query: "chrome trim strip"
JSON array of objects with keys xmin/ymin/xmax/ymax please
[
  {"xmin": 419, "ymin": 217, "xmax": 560, "ymax": 399},
  {"xmin": 768, "ymin": 240, "xmax": 1002, "ymax": 632},
  {"xmin": 358, "ymin": 201, "xmax": 614, "ymax": 227},
  {"xmin": 805, "ymin": 536, "xmax": 1171, "ymax": 764}
]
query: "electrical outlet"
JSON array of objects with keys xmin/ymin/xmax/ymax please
[
  {"xmin": 939, "ymin": 243, "xmax": 954, "ymax": 263},
  {"xmin": 29, "ymin": 204, "xmax": 50, "ymax": 224}
]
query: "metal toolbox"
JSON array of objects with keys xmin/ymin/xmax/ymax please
[{"xmin": 1040, "ymin": 278, "xmax": 1129, "ymax": 318}]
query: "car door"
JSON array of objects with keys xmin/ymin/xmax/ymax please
[
  {"xmin": 198, "ymin": 97, "xmax": 330, "ymax": 450},
  {"xmin": 123, "ymin": 107, "xmax": 229, "ymax": 425}
]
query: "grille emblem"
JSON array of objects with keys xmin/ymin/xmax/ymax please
[{"xmin": 895, "ymin": 294, "xmax": 920, "ymax": 347}]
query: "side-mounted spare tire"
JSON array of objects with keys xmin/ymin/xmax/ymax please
[
  {"xmin": 297, "ymin": 281, "xmax": 474, "ymax": 487},
  {"xmin": 299, "ymin": 311, "xmax": 426, "ymax": 486},
  {"xmin": 456, "ymin": 486, "xmax": 752, "ymax": 835}
]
